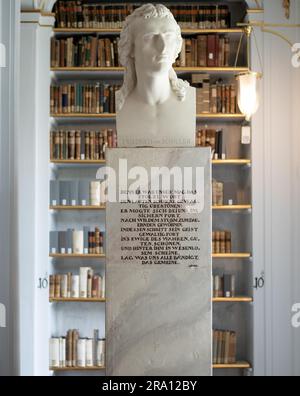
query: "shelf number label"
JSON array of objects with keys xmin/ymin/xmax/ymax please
[
  {"xmin": 38, "ymin": 274, "xmax": 48, "ymax": 290},
  {"xmin": 254, "ymin": 272, "xmax": 265, "ymax": 289}
]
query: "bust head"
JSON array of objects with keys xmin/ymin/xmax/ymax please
[{"xmin": 117, "ymin": 3, "xmax": 189, "ymax": 111}]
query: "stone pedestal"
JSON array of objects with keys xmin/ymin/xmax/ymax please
[{"xmin": 106, "ymin": 147, "xmax": 212, "ymax": 376}]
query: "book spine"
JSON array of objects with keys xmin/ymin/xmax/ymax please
[
  {"xmin": 73, "ymin": 230, "xmax": 84, "ymax": 254},
  {"xmin": 79, "ymin": 267, "xmax": 90, "ymax": 298},
  {"xmin": 77, "ymin": 338, "xmax": 86, "ymax": 367},
  {"xmin": 71, "ymin": 275, "xmax": 80, "ymax": 298},
  {"xmin": 96, "ymin": 339, "xmax": 105, "ymax": 367},
  {"xmin": 49, "ymin": 338, "xmax": 60, "ymax": 368},
  {"xmin": 86, "ymin": 339, "xmax": 94, "ymax": 367}
]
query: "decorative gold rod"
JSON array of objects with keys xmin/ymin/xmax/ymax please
[{"xmin": 237, "ymin": 22, "xmax": 300, "ymax": 48}]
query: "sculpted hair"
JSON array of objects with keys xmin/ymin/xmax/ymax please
[{"xmin": 117, "ymin": 3, "xmax": 189, "ymax": 111}]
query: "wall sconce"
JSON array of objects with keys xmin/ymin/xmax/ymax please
[
  {"xmin": 235, "ymin": 27, "xmax": 262, "ymax": 121},
  {"xmin": 237, "ymin": 72, "xmax": 260, "ymax": 121}
]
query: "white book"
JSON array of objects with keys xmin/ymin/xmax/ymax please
[
  {"xmin": 86, "ymin": 339, "xmax": 94, "ymax": 367},
  {"xmin": 59, "ymin": 338, "xmax": 66, "ymax": 367},
  {"xmin": 79, "ymin": 267, "xmax": 90, "ymax": 298},
  {"xmin": 77, "ymin": 338, "xmax": 86, "ymax": 367},
  {"xmin": 49, "ymin": 338, "xmax": 60, "ymax": 368},
  {"xmin": 60, "ymin": 275, "xmax": 68, "ymax": 298},
  {"xmin": 97, "ymin": 339, "xmax": 105, "ymax": 367},
  {"xmin": 71, "ymin": 275, "xmax": 80, "ymax": 298},
  {"xmin": 90, "ymin": 181, "xmax": 101, "ymax": 206},
  {"xmin": 73, "ymin": 231, "xmax": 84, "ymax": 254}
]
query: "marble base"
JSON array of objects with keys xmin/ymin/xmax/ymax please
[{"xmin": 106, "ymin": 148, "xmax": 212, "ymax": 376}]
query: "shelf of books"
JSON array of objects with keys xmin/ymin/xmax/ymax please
[{"xmin": 49, "ymin": 0, "xmax": 253, "ymax": 376}]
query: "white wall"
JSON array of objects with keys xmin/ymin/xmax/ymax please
[
  {"xmin": 0, "ymin": 0, "xmax": 20, "ymax": 376},
  {"xmin": 253, "ymin": 0, "xmax": 300, "ymax": 376}
]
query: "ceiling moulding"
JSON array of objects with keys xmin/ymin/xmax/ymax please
[{"xmin": 21, "ymin": 0, "xmax": 57, "ymax": 13}]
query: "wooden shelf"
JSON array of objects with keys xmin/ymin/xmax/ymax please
[
  {"xmin": 50, "ymin": 253, "xmax": 105, "ymax": 259},
  {"xmin": 198, "ymin": 113, "xmax": 245, "ymax": 120},
  {"xmin": 213, "ymin": 361, "xmax": 251, "ymax": 369},
  {"xmin": 50, "ymin": 366, "xmax": 105, "ymax": 371},
  {"xmin": 212, "ymin": 205, "xmax": 252, "ymax": 211},
  {"xmin": 53, "ymin": 28, "xmax": 244, "ymax": 35},
  {"xmin": 213, "ymin": 253, "xmax": 251, "ymax": 259},
  {"xmin": 50, "ymin": 298, "xmax": 105, "ymax": 303},
  {"xmin": 212, "ymin": 159, "xmax": 251, "ymax": 165},
  {"xmin": 51, "ymin": 67, "xmax": 124, "ymax": 72},
  {"xmin": 50, "ymin": 159, "xmax": 251, "ymax": 166},
  {"xmin": 213, "ymin": 297, "xmax": 253, "ymax": 303},
  {"xmin": 50, "ymin": 159, "xmax": 106, "ymax": 165},
  {"xmin": 51, "ymin": 363, "xmax": 250, "ymax": 371},
  {"xmin": 53, "ymin": 28, "xmax": 245, "ymax": 35},
  {"xmin": 50, "ymin": 113, "xmax": 245, "ymax": 120},
  {"xmin": 51, "ymin": 66, "xmax": 248, "ymax": 74},
  {"xmin": 50, "ymin": 205, "xmax": 105, "ymax": 210},
  {"xmin": 50, "ymin": 113, "xmax": 116, "ymax": 118}
]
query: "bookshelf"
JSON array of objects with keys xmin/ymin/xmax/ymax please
[
  {"xmin": 50, "ymin": 113, "xmax": 245, "ymax": 120},
  {"xmin": 53, "ymin": 28, "xmax": 245, "ymax": 35},
  {"xmin": 49, "ymin": 0, "xmax": 253, "ymax": 376}
]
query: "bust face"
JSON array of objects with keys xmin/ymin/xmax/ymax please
[{"xmin": 132, "ymin": 17, "xmax": 181, "ymax": 74}]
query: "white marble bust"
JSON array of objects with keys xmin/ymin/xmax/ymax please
[{"xmin": 116, "ymin": 4, "xmax": 196, "ymax": 148}]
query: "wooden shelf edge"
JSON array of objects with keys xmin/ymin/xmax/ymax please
[
  {"xmin": 212, "ymin": 205, "xmax": 252, "ymax": 210},
  {"xmin": 51, "ymin": 67, "xmax": 248, "ymax": 73},
  {"xmin": 53, "ymin": 28, "xmax": 245, "ymax": 34},
  {"xmin": 212, "ymin": 159, "xmax": 251, "ymax": 165},
  {"xmin": 213, "ymin": 297, "xmax": 253, "ymax": 303},
  {"xmin": 213, "ymin": 253, "xmax": 251, "ymax": 259},
  {"xmin": 50, "ymin": 113, "xmax": 116, "ymax": 118},
  {"xmin": 50, "ymin": 160, "xmax": 106, "ymax": 164},
  {"xmin": 50, "ymin": 366, "xmax": 105, "ymax": 371},
  {"xmin": 50, "ymin": 159, "xmax": 251, "ymax": 166},
  {"xmin": 213, "ymin": 361, "xmax": 251, "ymax": 369},
  {"xmin": 50, "ymin": 298, "xmax": 105, "ymax": 303},
  {"xmin": 50, "ymin": 113, "xmax": 245, "ymax": 119}
]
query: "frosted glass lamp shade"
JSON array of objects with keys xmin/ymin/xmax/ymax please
[{"xmin": 237, "ymin": 72, "xmax": 259, "ymax": 121}]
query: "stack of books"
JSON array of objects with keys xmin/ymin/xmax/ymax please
[
  {"xmin": 51, "ymin": 36, "xmax": 120, "ymax": 68},
  {"xmin": 50, "ymin": 82, "xmax": 120, "ymax": 114},
  {"xmin": 213, "ymin": 330, "xmax": 237, "ymax": 364},
  {"xmin": 49, "ymin": 227, "xmax": 104, "ymax": 255},
  {"xmin": 50, "ymin": 129, "xmax": 117, "ymax": 161},
  {"xmin": 49, "ymin": 269, "xmax": 105, "ymax": 300},
  {"xmin": 49, "ymin": 330, "xmax": 105, "ymax": 368}
]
